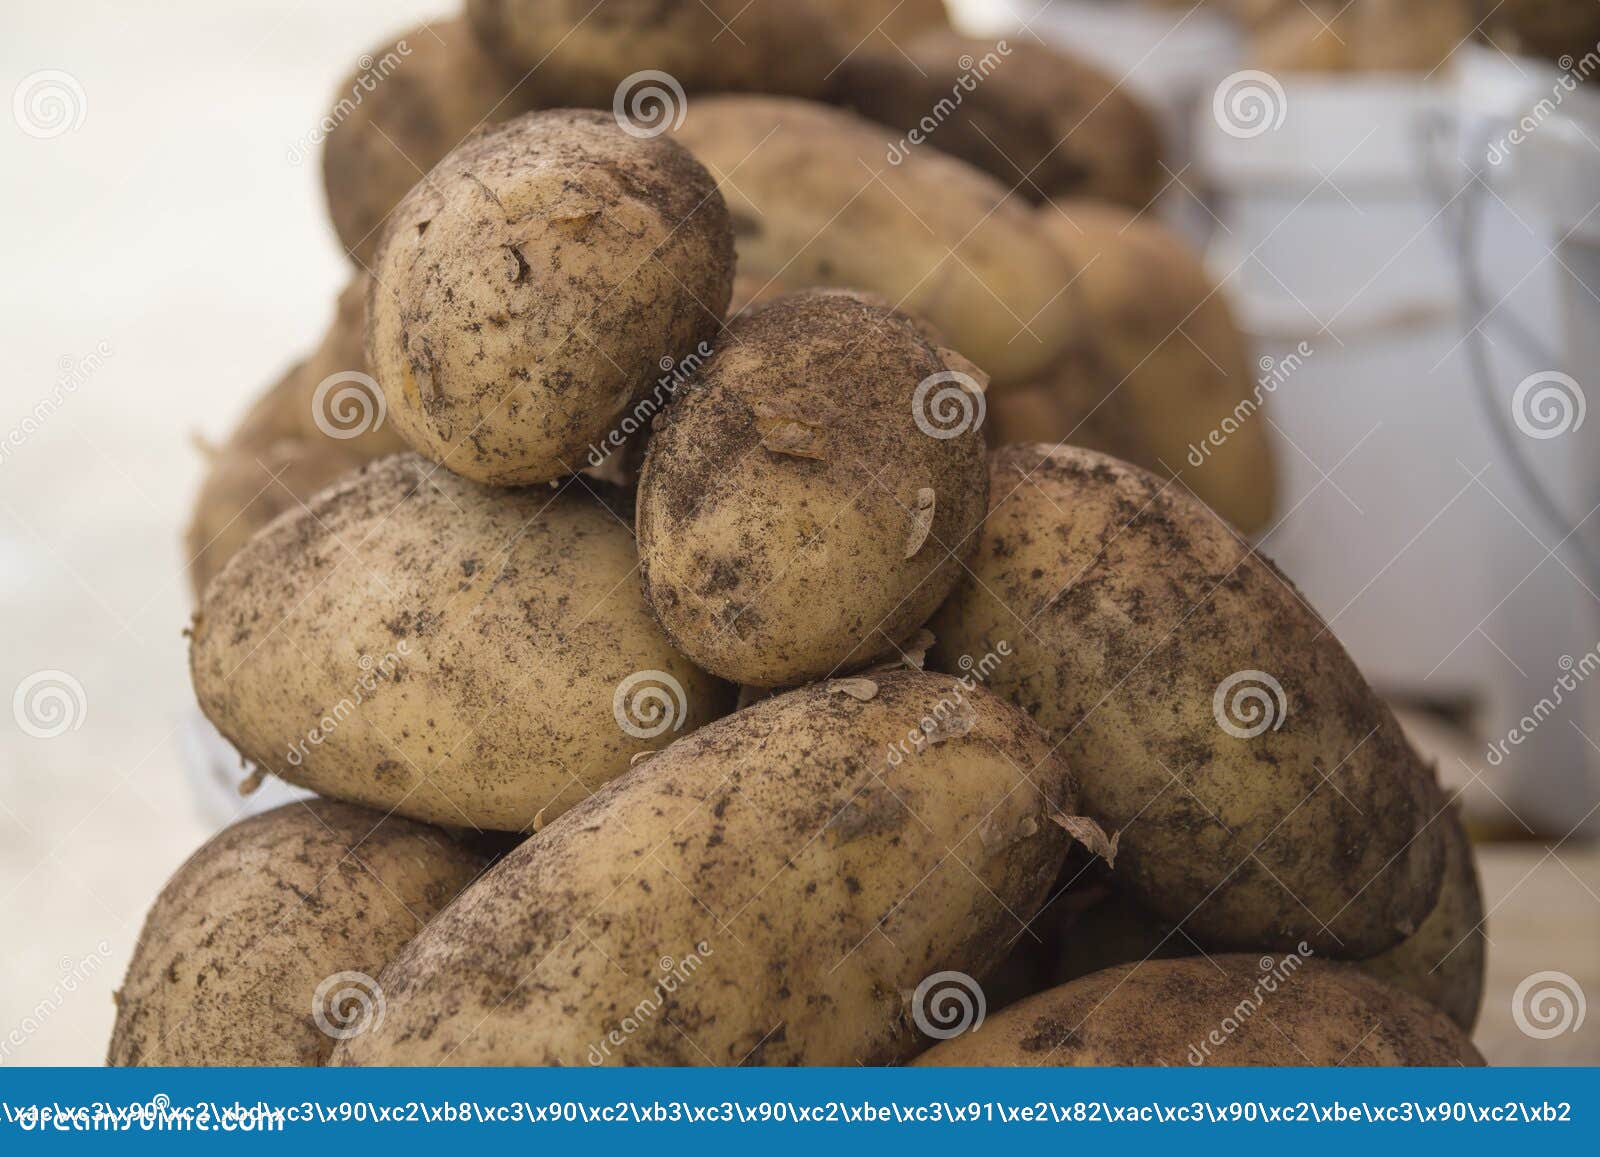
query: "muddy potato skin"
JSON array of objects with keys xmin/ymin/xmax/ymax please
[
  {"xmin": 190, "ymin": 453, "xmax": 734, "ymax": 830},
  {"xmin": 1001, "ymin": 201, "xmax": 1277, "ymax": 535},
  {"xmin": 367, "ymin": 110, "xmax": 733, "ymax": 486},
  {"xmin": 637, "ymin": 291, "xmax": 988, "ymax": 687},
  {"xmin": 831, "ymin": 33, "xmax": 1162, "ymax": 209},
  {"xmin": 466, "ymin": 0, "xmax": 844, "ymax": 106},
  {"xmin": 913, "ymin": 956, "xmax": 1485, "ymax": 1066},
  {"xmin": 333, "ymin": 671, "xmax": 1074, "ymax": 1066},
  {"xmin": 107, "ymin": 801, "xmax": 486, "ymax": 1067},
  {"xmin": 931, "ymin": 445, "xmax": 1445, "ymax": 956},
  {"xmin": 671, "ymin": 97, "xmax": 1080, "ymax": 386},
  {"xmin": 322, "ymin": 20, "xmax": 538, "ymax": 267}
]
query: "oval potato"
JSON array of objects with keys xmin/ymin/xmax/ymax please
[
  {"xmin": 334, "ymin": 670, "xmax": 1074, "ymax": 1065},
  {"xmin": 638, "ymin": 290, "xmax": 988, "ymax": 687},
  {"xmin": 367, "ymin": 109, "xmax": 733, "ymax": 485},
  {"xmin": 190, "ymin": 453, "xmax": 734, "ymax": 830},
  {"xmin": 931, "ymin": 445, "xmax": 1445, "ymax": 956},
  {"xmin": 108, "ymin": 800, "xmax": 487, "ymax": 1066},
  {"xmin": 913, "ymin": 956, "xmax": 1485, "ymax": 1066}
]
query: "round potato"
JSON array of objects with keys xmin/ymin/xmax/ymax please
[
  {"xmin": 190, "ymin": 453, "xmax": 735, "ymax": 830},
  {"xmin": 108, "ymin": 800, "xmax": 487, "ymax": 1066},
  {"xmin": 465, "ymin": 0, "xmax": 845, "ymax": 106},
  {"xmin": 930, "ymin": 445, "xmax": 1445, "ymax": 956},
  {"xmin": 913, "ymin": 956, "xmax": 1485, "ymax": 1066},
  {"xmin": 831, "ymin": 32, "xmax": 1162, "ymax": 209},
  {"xmin": 321, "ymin": 19, "xmax": 539, "ymax": 267},
  {"xmin": 334, "ymin": 670, "xmax": 1075, "ymax": 1065},
  {"xmin": 992, "ymin": 201, "xmax": 1277, "ymax": 534},
  {"xmin": 670, "ymin": 96, "xmax": 1082, "ymax": 386},
  {"xmin": 637, "ymin": 290, "xmax": 988, "ymax": 687},
  {"xmin": 367, "ymin": 109, "xmax": 733, "ymax": 486}
]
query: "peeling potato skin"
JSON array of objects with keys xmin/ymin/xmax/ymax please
[
  {"xmin": 637, "ymin": 291, "xmax": 988, "ymax": 688},
  {"xmin": 332, "ymin": 671, "xmax": 1074, "ymax": 1066},
  {"xmin": 912, "ymin": 956, "xmax": 1485, "ymax": 1066},
  {"xmin": 830, "ymin": 33, "xmax": 1163, "ymax": 209},
  {"xmin": 1021, "ymin": 201, "xmax": 1277, "ymax": 535},
  {"xmin": 465, "ymin": 0, "xmax": 845, "ymax": 106},
  {"xmin": 322, "ymin": 20, "xmax": 540, "ymax": 268},
  {"xmin": 107, "ymin": 800, "xmax": 488, "ymax": 1067},
  {"xmin": 367, "ymin": 109, "xmax": 734, "ymax": 486},
  {"xmin": 929, "ymin": 445, "xmax": 1445, "ymax": 957},
  {"xmin": 189, "ymin": 453, "xmax": 735, "ymax": 831},
  {"xmin": 670, "ymin": 97, "xmax": 1081, "ymax": 386}
]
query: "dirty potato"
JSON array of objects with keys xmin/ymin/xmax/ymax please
[
  {"xmin": 637, "ymin": 290, "xmax": 988, "ymax": 687},
  {"xmin": 931, "ymin": 445, "xmax": 1445, "ymax": 956},
  {"xmin": 190, "ymin": 453, "xmax": 734, "ymax": 830},
  {"xmin": 367, "ymin": 109, "xmax": 733, "ymax": 485},
  {"xmin": 333, "ymin": 670, "xmax": 1076, "ymax": 1065},
  {"xmin": 108, "ymin": 800, "xmax": 487, "ymax": 1066}
]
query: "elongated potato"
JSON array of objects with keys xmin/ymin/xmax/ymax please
[
  {"xmin": 321, "ymin": 20, "xmax": 539, "ymax": 266},
  {"xmin": 637, "ymin": 291, "xmax": 988, "ymax": 687},
  {"xmin": 466, "ymin": 0, "xmax": 845, "ymax": 106},
  {"xmin": 367, "ymin": 110, "xmax": 733, "ymax": 485},
  {"xmin": 671, "ymin": 96, "xmax": 1082, "ymax": 386},
  {"xmin": 831, "ymin": 33, "xmax": 1162, "ymax": 208},
  {"xmin": 108, "ymin": 800, "xmax": 486, "ymax": 1066},
  {"xmin": 334, "ymin": 670, "xmax": 1075, "ymax": 1065},
  {"xmin": 931, "ymin": 445, "xmax": 1445, "ymax": 956},
  {"xmin": 991, "ymin": 201, "xmax": 1277, "ymax": 535},
  {"xmin": 190, "ymin": 453, "xmax": 734, "ymax": 830},
  {"xmin": 913, "ymin": 956, "xmax": 1484, "ymax": 1066}
]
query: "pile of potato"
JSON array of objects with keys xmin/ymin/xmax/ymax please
[{"xmin": 117, "ymin": 0, "xmax": 1484, "ymax": 1067}]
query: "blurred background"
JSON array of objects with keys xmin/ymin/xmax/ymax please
[{"xmin": 3, "ymin": 0, "xmax": 1598, "ymax": 1065}]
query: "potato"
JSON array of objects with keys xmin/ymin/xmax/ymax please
[
  {"xmin": 831, "ymin": 32, "xmax": 1163, "ymax": 209},
  {"xmin": 1043, "ymin": 795, "xmax": 1484, "ymax": 1031},
  {"xmin": 991, "ymin": 201, "xmax": 1277, "ymax": 535},
  {"xmin": 930, "ymin": 445, "xmax": 1446, "ymax": 956},
  {"xmin": 913, "ymin": 956, "xmax": 1485, "ymax": 1066},
  {"xmin": 811, "ymin": 0, "xmax": 950, "ymax": 44},
  {"xmin": 367, "ymin": 109, "xmax": 733, "ymax": 486},
  {"xmin": 333, "ymin": 670, "xmax": 1075, "ymax": 1065},
  {"xmin": 465, "ymin": 0, "xmax": 845, "ymax": 106},
  {"xmin": 288, "ymin": 274, "xmax": 408, "ymax": 460},
  {"xmin": 190, "ymin": 453, "xmax": 734, "ymax": 830},
  {"xmin": 671, "ymin": 96, "xmax": 1082, "ymax": 386},
  {"xmin": 637, "ymin": 290, "xmax": 988, "ymax": 687},
  {"xmin": 321, "ymin": 19, "xmax": 539, "ymax": 267},
  {"xmin": 108, "ymin": 800, "xmax": 486, "ymax": 1066}
]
